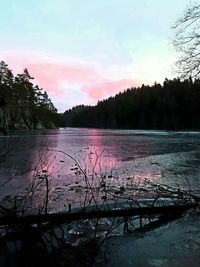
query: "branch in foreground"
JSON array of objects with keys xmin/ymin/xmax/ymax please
[{"xmin": 0, "ymin": 203, "xmax": 197, "ymax": 226}]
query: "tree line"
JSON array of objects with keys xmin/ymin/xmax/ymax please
[
  {"xmin": 0, "ymin": 61, "xmax": 57, "ymax": 130},
  {"xmin": 59, "ymin": 78, "xmax": 200, "ymax": 130}
]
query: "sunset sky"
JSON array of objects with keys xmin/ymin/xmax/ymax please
[{"xmin": 1, "ymin": 0, "xmax": 189, "ymax": 112}]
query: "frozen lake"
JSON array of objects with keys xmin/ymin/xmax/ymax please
[{"xmin": 0, "ymin": 128, "xmax": 200, "ymax": 211}]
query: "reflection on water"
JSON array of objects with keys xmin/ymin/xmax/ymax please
[{"xmin": 0, "ymin": 128, "xmax": 200, "ymax": 211}]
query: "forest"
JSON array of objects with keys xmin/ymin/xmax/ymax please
[
  {"xmin": 0, "ymin": 61, "xmax": 58, "ymax": 130},
  {"xmin": 60, "ymin": 78, "xmax": 200, "ymax": 130},
  {"xmin": 2, "ymin": 58, "xmax": 200, "ymax": 131}
]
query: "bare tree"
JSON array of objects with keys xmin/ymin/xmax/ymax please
[{"xmin": 172, "ymin": 1, "xmax": 200, "ymax": 78}]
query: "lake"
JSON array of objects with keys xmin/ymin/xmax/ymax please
[{"xmin": 0, "ymin": 128, "xmax": 200, "ymax": 212}]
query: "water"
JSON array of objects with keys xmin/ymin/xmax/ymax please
[{"xmin": 0, "ymin": 128, "xmax": 200, "ymax": 212}]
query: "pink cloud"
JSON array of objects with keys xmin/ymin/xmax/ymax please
[
  {"xmin": 2, "ymin": 51, "xmax": 98, "ymax": 94},
  {"xmin": 27, "ymin": 62, "xmax": 97, "ymax": 94},
  {"xmin": 84, "ymin": 79, "xmax": 138, "ymax": 100},
  {"xmin": 1, "ymin": 51, "xmax": 139, "ymax": 105}
]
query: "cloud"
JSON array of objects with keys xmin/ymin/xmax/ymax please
[
  {"xmin": 1, "ymin": 51, "xmax": 98, "ymax": 94},
  {"xmin": 1, "ymin": 50, "xmax": 139, "ymax": 110},
  {"xmin": 27, "ymin": 62, "xmax": 97, "ymax": 94},
  {"xmin": 84, "ymin": 79, "xmax": 138, "ymax": 100}
]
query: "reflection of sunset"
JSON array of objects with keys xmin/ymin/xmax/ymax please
[
  {"xmin": 84, "ymin": 128, "xmax": 118, "ymax": 174},
  {"xmin": 1, "ymin": 128, "xmax": 199, "ymax": 212},
  {"xmin": 19, "ymin": 129, "xmax": 163, "ymax": 194},
  {"xmin": 110, "ymin": 157, "xmax": 162, "ymax": 190}
]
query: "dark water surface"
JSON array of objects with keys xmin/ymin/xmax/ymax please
[{"xmin": 0, "ymin": 128, "xmax": 200, "ymax": 210}]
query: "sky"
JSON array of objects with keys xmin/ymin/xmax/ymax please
[{"xmin": 0, "ymin": 0, "xmax": 190, "ymax": 112}]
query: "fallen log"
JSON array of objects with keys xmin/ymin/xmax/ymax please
[{"xmin": 0, "ymin": 203, "xmax": 197, "ymax": 226}]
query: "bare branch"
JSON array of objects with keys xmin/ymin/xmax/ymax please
[{"xmin": 172, "ymin": 2, "xmax": 200, "ymax": 78}]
